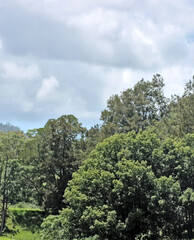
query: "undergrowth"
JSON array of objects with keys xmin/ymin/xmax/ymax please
[{"xmin": 0, "ymin": 204, "xmax": 45, "ymax": 240}]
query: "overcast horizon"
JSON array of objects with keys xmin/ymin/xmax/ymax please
[{"xmin": 0, "ymin": 0, "xmax": 194, "ymax": 132}]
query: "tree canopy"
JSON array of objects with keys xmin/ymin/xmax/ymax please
[
  {"xmin": 101, "ymin": 74, "xmax": 168, "ymax": 136},
  {"xmin": 41, "ymin": 131, "xmax": 194, "ymax": 239}
]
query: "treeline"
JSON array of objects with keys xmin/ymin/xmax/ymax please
[
  {"xmin": 0, "ymin": 74, "xmax": 193, "ymax": 239},
  {"xmin": 0, "ymin": 122, "xmax": 20, "ymax": 132}
]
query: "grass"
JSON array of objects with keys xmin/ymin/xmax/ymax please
[
  {"xmin": 0, "ymin": 204, "xmax": 45, "ymax": 240},
  {"xmin": 9, "ymin": 202, "xmax": 42, "ymax": 211},
  {"xmin": 0, "ymin": 226, "xmax": 40, "ymax": 240},
  {"xmin": 0, "ymin": 238, "xmax": 12, "ymax": 240}
]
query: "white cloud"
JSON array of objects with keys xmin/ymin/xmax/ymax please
[
  {"xmin": 161, "ymin": 66, "xmax": 194, "ymax": 97},
  {"xmin": 36, "ymin": 76, "xmax": 60, "ymax": 101},
  {"xmin": 1, "ymin": 62, "xmax": 40, "ymax": 80},
  {"xmin": 22, "ymin": 102, "xmax": 34, "ymax": 112}
]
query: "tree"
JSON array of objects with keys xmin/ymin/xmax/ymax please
[
  {"xmin": 0, "ymin": 122, "xmax": 20, "ymax": 132},
  {"xmin": 41, "ymin": 131, "xmax": 186, "ymax": 239},
  {"xmin": 0, "ymin": 131, "xmax": 26, "ymax": 235},
  {"xmin": 170, "ymin": 78, "xmax": 194, "ymax": 137},
  {"xmin": 26, "ymin": 115, "xmax": 86, "ymax": 213},
  {"xmin": 180, "ymin": 188, "xmax": 194, "ymax": 238},
  {"xmin": 84, "ymin": 124, "xmax": 106, "ymax": 153},
  {"xmin": 152, "ymin": 78, "xmax": 194, "ymax": 138},
  {"xmin": 151, "ymin": 176, "xmax": 183, "ymax": 239},
  {"xmin": 101, "ymin": 74, "xmax": 168, "ymax": 136},
  {"xmin": 18, "ymin": 132, "xmax": 45, "ymax": 205}
]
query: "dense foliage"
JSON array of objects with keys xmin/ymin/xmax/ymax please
[
  {"xmin": 101, "ymin": 74, "xmax": 168, "ymax": 136},
  {"xmin": 0, "ymin": 75, "xmax": 194, "ymax": 239},
  {"xmin": 41, "ymin": 131, "xmax": 194, "ymax": 240}
]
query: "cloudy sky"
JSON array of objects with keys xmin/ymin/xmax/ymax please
[{"xmin": 0, "ymin": 0, "xmax": 194, "ymax": 131}]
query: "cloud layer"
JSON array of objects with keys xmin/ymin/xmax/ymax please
[{"xmin": 0, "ymin": 0, "xmax": 194, "ymax": 131}]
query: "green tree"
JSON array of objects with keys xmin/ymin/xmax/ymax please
[
  {"xmin": 152, "ymin": 78, "xmax": 194, "ymax": 138},
  {"xmin": 180, "ymin": 188, "xmax": 194, "ymax": 238},
  {"xmin": 0, "ymin": 131, "xmax": 26, "ymax": 235},
  {"xmin": 152, "ymin": 134, "xmax": 194, "ymax": 190},
  {"xmin": 41, "ymin": 131, "xmax": 186, "ymax": 239},
  {"xmin": 151, "ymin": 176, "xmax": 183, "ymax": 239},
  {"xmin": 26, "ymin": 115, "xmax": 86, "ymax": 213},
  {"xmin": 101, "ymin": 74, "xmax": 168, "ymax": 136},
  {"xmin": 170, "ymin": 78, "xmax": 194, "ymax": 137}
]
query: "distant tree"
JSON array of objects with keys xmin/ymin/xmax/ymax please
[
  {"xmin": 0, "ymin": 122, "xmax": 20, "ymax": 132},
  {"xmin": 84, "ymin": 124, "xmax": 106, "ymax": 153}
]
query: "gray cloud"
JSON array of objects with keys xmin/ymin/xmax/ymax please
[
  {"xmin": 1, "ymin": 0, "xmax": 190, "ymax": 69},
  {"xmin": 0, "ymin": 0, "xmax": 194, "ymax": 131}
]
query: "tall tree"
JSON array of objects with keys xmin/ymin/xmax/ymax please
[
  {"xmin": 101, "ymin": 74, "xmax": 168, "ymax": 136},
  {"xmin": 152, "ymin": 77, "xmax": 194, "ymax": 138},
  {"xmin": 170, "ymin": 78, "xmax": 194, "ymax": 137},
  {"xmin": 26, "ymin": 115, "xmax": 86, "ymax": 213}
]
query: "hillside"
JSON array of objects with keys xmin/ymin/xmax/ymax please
[{"xmin": 0, "ymin": 122, "xmax": 20, "ymax": 132}]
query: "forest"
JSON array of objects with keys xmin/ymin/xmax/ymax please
[{"xmin": 0, "ymin": 74, "xmax": 194, "ymax": 240}]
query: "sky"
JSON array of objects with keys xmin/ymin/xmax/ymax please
[{"xmin": 0, "ymin": 0, "xmax": 194, "ymax": 132}]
